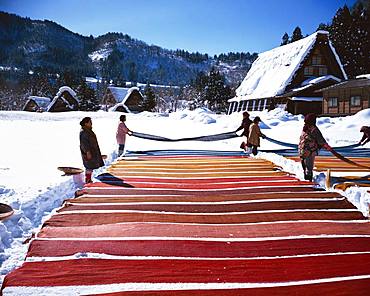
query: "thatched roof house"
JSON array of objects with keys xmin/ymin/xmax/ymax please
[
  {"xmin": 23, "ymin": 96, "xmax": 51, "ymax": 112},
  {"xmin": 46, "ymin": 86, "xmax": 78, "ymax": 112},
  {"xmin": 228, "ymin": 31, "xmax": 347, "ymax": 115},
  {"xmin": 104, "ymin": 86, "xmax": 144, "ymax": 113}
]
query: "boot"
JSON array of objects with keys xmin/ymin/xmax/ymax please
[{"xmin": 85, "ymin": 171, "xmax": 92, "ymax": 183}]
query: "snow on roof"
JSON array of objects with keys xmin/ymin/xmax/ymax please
[
  {"xmin": 109, "ymin": 86, "xmax": 130, "ymax": 103},
  {"xmin": 290, "ymin": 96, "xmax": 323, "ymax": 102},
  {"xmin": 356, "ymin": 74, "xmax": 370, "ymax": 79},
  {"xmin": 56, "ymin": 86, "xmax": 77, "ymax": 98},
  {"xmin": 85, "ymin": 77, "xmax": 99, "ymax": 83},
  {"xmin": 235, "ymin": 31, "xmax": 345, "ymax": 102},
  {"xmin": 28, "ymin": 96, "xmax": 51, "ymax": 108},
  {"xmin": 301, "ymin": 75, "xmax": 342, "ymax": 86}
]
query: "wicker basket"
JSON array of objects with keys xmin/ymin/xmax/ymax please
[
  {"xmin": 57, "ymin": 167, "xmax": 84, "ymax": 175},
  {"xmin": 0, "ymin": 203, "xmax": 14, "ymax": 220}
]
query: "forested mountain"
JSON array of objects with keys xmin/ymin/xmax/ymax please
[{"xmin": 0, "ymin": 11, "xmax": 257, "ymax": 86}]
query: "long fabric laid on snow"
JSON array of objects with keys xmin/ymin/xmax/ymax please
[{"xmin": 2, "ymin": 153, "xmax": 370, "ymax": 296}]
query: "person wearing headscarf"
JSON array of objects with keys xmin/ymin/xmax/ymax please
[
  {"xmin": 247, "ymin": 116, "xmax": 265, "ymax": 155},
  {"xmin": 116, "ymin": 114, "xmax": 133, "ymax": 156},
  {"xmin": 79, "ymin": 117, "xmax": 104, "ymax": 183},
  {"xmin": 359, "ymin": 126, "xmax": 370, "ymax": 146},
  {"xmin": 236, "ymin": 111, "xmax": 253, "ymax": 151},
  {"xmin": 298, "ymin": 113, "xmax": 332, "ymax": 181}
]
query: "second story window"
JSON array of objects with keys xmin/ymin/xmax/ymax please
[
  {"xmin": 318, "ymin": 66, "xmax": 328, "ymax": 76},
  {"xmin": 304, "ymin": 66, "xmax": 314, "ymax": 76},
  {"xmin": 312, "ymin": 55, "xmax": 322, "ymax": 65}
]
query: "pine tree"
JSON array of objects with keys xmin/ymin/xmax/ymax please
[
  {"xmin": 290, "ymin": 26, "xmax": 303, "ymax": 42},
  {"xmin": 350, "ymin": 2, "xmax": 370, "ymax": 75},
  {"xmin": 143, "ymin": 83, "xmax": 156, "ymax": 111},
  {"xmin": 202, "ymin": 68, "xmax": 231, "ymax": 113},
  {"xmin": 280, "ymin": 32, "xmax": 289, "ymax": 46},
  {"xmin": 317, "ymin": 23, "xmax": 330, "ymax": 31},
  {"xmin": 77, "ymin": 81, "xmax": 100, "ymax": 111},
  {"xmin": 330, "ymin": 5, "xmax": 354, "ymax": 77}
]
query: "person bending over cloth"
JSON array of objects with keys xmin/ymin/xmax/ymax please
[{"xmin": 359, "ymin": 126, "xmax": 370, "ymax": 146}]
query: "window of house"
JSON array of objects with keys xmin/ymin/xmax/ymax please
[
  {"xmin": 328, "ymin": 97, "xmax": 338, "ymax": 108},
  {"xmin": 312, "ymin": 55, "xmax": 322, "ymax": 65},
  {"xmin": 318, "ymin": 66, "xmax": 327, "ymax": 76},
  {"xmin": 350, "ymin": 96, "xmax": 361, "ymax": 106},
  {"xmin": 304, "ymin": 66, "xmax": 314, "ymax": 76}
]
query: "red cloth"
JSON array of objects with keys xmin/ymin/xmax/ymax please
[
  {"xmin": 4, "ymin": 254, "xmax": 370, "ymax": 286},
  {"xmin": 28, "ymin": 237, "xmax": 370, "ymax": 259}
]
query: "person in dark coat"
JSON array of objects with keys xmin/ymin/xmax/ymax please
[
  {"xmin": 236, "ymin": 111, "xmax": 253, "ymax": 151},
  {"xmin": 298, "ymin": 113, "xmax": 332, "ymax": 182},
  {"xmin": 359, "ymin": 126, "xmax": 370, "ymax": 146},
  {"xmin": 79, "ymin": 117, "xmax": 104, "ymax": 183}
]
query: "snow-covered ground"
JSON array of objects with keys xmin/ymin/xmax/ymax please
[{"xmin": 0, "ymin": 107, "xmax": 369, "ymax": 285}]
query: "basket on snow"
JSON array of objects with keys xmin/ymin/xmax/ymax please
[
  {"xmin": 57, "ymin": 167, "xmax": 84, "ymax": 175},
  {"xmin": 0, "ymin": 203, "xmax": 14, "ymax": 221}
]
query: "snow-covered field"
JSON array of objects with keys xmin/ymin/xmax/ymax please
[{"xmin": 0, "ymin": 108, "xmax": 369, "ymax": 284}]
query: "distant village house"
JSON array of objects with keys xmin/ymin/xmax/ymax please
[
  {"xmin": 228, "ymin": 31, "xmax": 347, "ymax": 115},
  {"xmin": 103, "ymin": 86, "xmax": 144, "ymax": 113},
  {"xmin": 46, "ymin": 86, "xmax": 78, "ymax": 112},
  {"xmin": 23, "ymin": 96, "xmax": 51, "ymax": 112}
]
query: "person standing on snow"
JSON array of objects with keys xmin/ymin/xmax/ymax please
[
  {"xmin": 247, "ymin": 116, "xmax": 266, "ymax": 156},
  {"xmin": 359, "ymin": 126, "xmax": 370, "ymax": 146},
  {"xmin": 298, "ymin": 113, "xmax": 332, "ymax": 182},
  {"xmin": 236, "ymin": 111, "xmax": 253, "ymax": 151},
  {"xmin": 116, "ymin": 114, "xmax": 133, "ymax": 156},
  {"xmin": 79, "ymin": 117, "xmax": 104, "ymax": 183}
]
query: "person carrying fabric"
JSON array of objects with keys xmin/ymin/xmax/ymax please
[
  {"xmin": 236, "ymin": 111, "xmax": 253, "ymax": 151},
  {"xmin": 116, "ymin": 115, "xmax": 133, "ymax": 156},
  {"xmin": 359, "ymin": 126, "xmax": 370, "ymax": 146},
  {"xmin": 298, "ymin": 113, "xmax": 332, "ymax": 182},
  {"xmin": 247, "ymin": 116, "xmax": 266, "ymax": 156},
  {"xmin": 79, "ymin": 117, "xmax": 104, "ymax": 183}
]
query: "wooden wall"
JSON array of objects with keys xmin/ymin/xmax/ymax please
[{"xmin": 322, "ymin": 86, "xmax": 370, "ymax": 116}]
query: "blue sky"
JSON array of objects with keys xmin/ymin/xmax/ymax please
[{"xmin": 0, "ymin": 0, "xmax": 357, "ymax": 55}]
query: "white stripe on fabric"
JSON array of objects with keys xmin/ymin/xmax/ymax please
[
  {"xmin": 56, "ymin": 209, "xmax": 359, "ymax": 215},
  {"xmin": 4, "ymin": 275, "xmax": 370, "ymax": 296},
  {"xmin": 35, "ymin": 234, "xmax": 370, "ymax": 242},
  {"xmin": 25, "ymin": 251, "xmax": 370, "ymax": 262},
  {"xmin": 65, "ymin": 197, "xmax": 345, "ymax": 206}
]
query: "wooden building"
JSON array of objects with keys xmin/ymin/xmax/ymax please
[
  {"xmin": 228, "ymin": 31, "xmax": 347, "ymax": 115},
  {"xmin": 320, "ymin": 75, "xmax": 370, "ymax": 116},
  {"xmin": 23, "ymin": 96, "xmax": 51, "ymax": 112},
  {"xmin": 46, "ymin": 86, "xmax": 78, "ymax": 112},
  {"xmin": 104, "ymin": 86, "xmax": 144, "ymax": 113}
]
